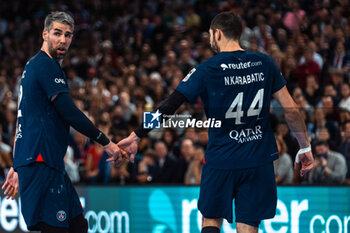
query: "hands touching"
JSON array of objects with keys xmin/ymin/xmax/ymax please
[
  {"xmin": 106, "ymin": 132, "xmax": 141, "ymax": 166},
  {"xmin": 1, "ymin": 133, "xmax": 141, "ymax": 198},
  {"xmin": 104, "ymin": 141, "xmax": 128, "ymax": 167}
]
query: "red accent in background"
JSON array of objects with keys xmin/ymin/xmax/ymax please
[
  {"xmin": 36, "ymin": 154, "xmax": 44, "ymax": 162},
  {"xmin": 203, "ymin": 157, "xmax": 206, "ymax": 164}
]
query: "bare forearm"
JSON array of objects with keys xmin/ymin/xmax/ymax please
[{"xmin": 284, "ymin": 109, "xmax": 310, "ymax": 148}]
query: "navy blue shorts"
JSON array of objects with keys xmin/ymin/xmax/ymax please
[
  {"xmin": 198, "ymin": 162, "xmax": 277, "ymax": 223},
  {"xmin": 17, "ymin": 163, "xmax": 83, "ymax": 230}
]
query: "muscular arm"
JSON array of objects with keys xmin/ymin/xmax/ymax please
[
  {"xmin": 134, "ymin": 90, "xmax": 187, "ymax": 138},
  {"xmin": 53, "ymin": 92, "xmax": 110, "ymax": 146},
  {"xmin": 273, "ymin": 86, "xmax": 310, "ymax": 148}
]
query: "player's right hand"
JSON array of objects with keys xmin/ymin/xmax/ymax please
[
  {"xmin": 2, "ymin": 167, "xmax": 19, "ymax": 200},
  {"xmin": 294, "ymin": 146, "xmax": 314, "ymax": 176}
]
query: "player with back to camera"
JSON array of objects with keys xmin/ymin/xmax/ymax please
[
  {"xmin": 110, "ymin": 11, "xmax": 313, "ymax": 233},
  {"xmin": 1, "ymin": 11, "xmax": 125, "ymax": 233}
]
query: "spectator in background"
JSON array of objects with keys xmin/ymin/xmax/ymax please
[
  {"xmin": 184, "ymin": 128, "xmax": 198, "ymax": 143},
  {"xmin": 281, "ymin": 54, "xmax": 298, "ymax": 89},
  {"xmin": 118, "ymin": 91, "xmax": 136, "ymax": 123},
  {"xmin": 330, "ymin": 6, "xmax": 347, "ymax": 29},
  {"xmin": 330, "ymin": 41, "xmax": 350, "ymax": 72},
  {"xmin": 339, "ymin": 82, "xmax": 350, "ymax": 112},
  {"xmin": 161, "ymin": 128, "xmax": 179, "ymax": 156},
  {"xmin": 308, "ymin": 140, "xmax": 347, "ymax": 185},
  {"xmin": 0, "ymin": 125, "xmax": 11, "ymax": 154},
  {"xmin": 292, "ymin": 87, "xmax": 314, "ymax": 121},
  {"xmin": 339, "ymin": 121, "xmax": 350, "ymax": 184},
  {"xmin": 304, "ymin": 74, "xmax": 322, "ymax": 106},
  {"xmin": 323, "ymin": 84, "xmax": 340, "ymax": 106},
  {"xmin": 276, "ymin": 121, "xmax": 299, "ymax": 162},
  {"xmin": 136, "ymin": 149, "xmax": 156, "ymax": 184},
  {"xmin": 299, "ymin": 41, "xmax": 323, "ymax": 69},
  {"xmin": 177, "ymin": 138, "xmax": 195, "ymax": 183},
  {"xmin": 329, "ymin": 69, "xmax": 344, "ymax": 95},
  {"xmin": 276, "ymin": 28, "xmax": 288, "ymax": 52},
  {"xmin": 152, "ymin": 141, "xmax": 179, "ymax": 183},
  {"xmin": 293, "ymin": 48, "xmax": 321, "ymax": 88},
  {"xmin": 0, "ymin": 77, "xmax": 9, "ymax": 104},
  {"xmin": 317, "ymin": 127, "xmax": 340, "ymax": 151},
  {"xmin": 64, "ymin": 146, "xmax": 80, "ymax": 184},
  {"xmin": 84, "ymin": 140, "xmax": 104, "ymax": 183},
  {"xmin": 185, "ymin": 8, "xmax": 201, "ymax": 30},
  {"xmin": 321, "ymin": 95, "xmax": 341, "ymax": 124},
  {"xmin": 283, "ymin": 2, "xmax": 305, "ymax": 32},
  {"xmin": 339, "ymin": 107, "xmax": 350, "ymax": 126},
  {"xmin": 252, "ymin": 14, "xmax": 272, "ymax": 51},
  {"xmin": 72, "ymin": 131, "xmax": 88, "ymax": 169},
  {"xmin": 185, "ymin": 145, "xmax": 204, "ymax": 185},
  {"xmin": 312, "ymin": 107, "xmax": 341, "ymax": 150},
  {"xmin": 274, "ymin": 136, "xmax": 293, "ymax": 185},
  {"xmin": 0, "ymin": 151, "xmax": 12, "ymax": 183},
  {"xmin": 1, "ymin": 92, "xmax": 17, "ymax": 144},
  {"xmin": 240, "ymin": 20, "xmax": 253, "ymax": 50}
]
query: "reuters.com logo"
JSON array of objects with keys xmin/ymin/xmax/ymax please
[{"xmin": 221, "ymin": 61, "xmax": 263, "ymax": 70}]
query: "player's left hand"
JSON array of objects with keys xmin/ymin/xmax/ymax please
[
  {"xmin": 294, "ymin": 146, "xmax": 314, "ymax": 176},
  {"xmin": 2, "ymin": 167, "xmax": 19, "ymax": 200},
  {"xmin": 107, "ymin": 149, "xmax": 129, "ymax": 167},
  {"xmin": 116, "ymin": 132, "xmax": 141, "ymax": 163}
]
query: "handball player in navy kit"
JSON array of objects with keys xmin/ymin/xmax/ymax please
[
  {"xmin": 111, "ymin": 11, "xmax": 314, "ymax": 233},
  {"xmin": 2, "ymin": 11, "xmax": 123, "ymax": 233}
]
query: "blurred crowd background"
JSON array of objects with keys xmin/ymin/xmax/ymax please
[{"xmin": 0, "ymin": 0, "xmax": 350, "ymax": 185}]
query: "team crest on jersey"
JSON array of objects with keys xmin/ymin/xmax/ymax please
[
  {"xmin": 182, "ymin": 68, "xmax": 196, "ymax": 82},
  {"xmin": 56, "ymin": 210, "xmax": 67, "ymax": 222}
]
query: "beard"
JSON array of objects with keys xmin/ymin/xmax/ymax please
[
  {"xmin": 47, "ymin": 40, "xmax": 66, "ymax": 60},
  {"xmin": 210, "ymin": 38, "xmax": 220, "ymax": 54}
]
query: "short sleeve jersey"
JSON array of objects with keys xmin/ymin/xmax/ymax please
[
  {"xmin": 176, "ymin": 51, "xmax": 286, "ymax": 169},
  {"xmin": 13, "ymin": 51, "xmax": 70, "ymax": 172}
]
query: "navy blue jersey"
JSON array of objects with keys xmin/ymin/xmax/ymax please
[
  {"xmin": 176, "ymin": 51, "xmax": 286, "ymax": 169},
  {"xmin": 13, "ymin": 51, "xmax": 70, "ymax": 172}
]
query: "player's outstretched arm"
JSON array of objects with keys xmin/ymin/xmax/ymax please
[
  {"xmin": 112, "ymin": 90, "xmax": 187, "ymax": 163},
  {"xmin": 52, "ymin": 92, "xmax": 122, "ymax": 161},
  {"xmin": 273, "ymin": 86, "xmax": 314, "ymax": 176}
]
